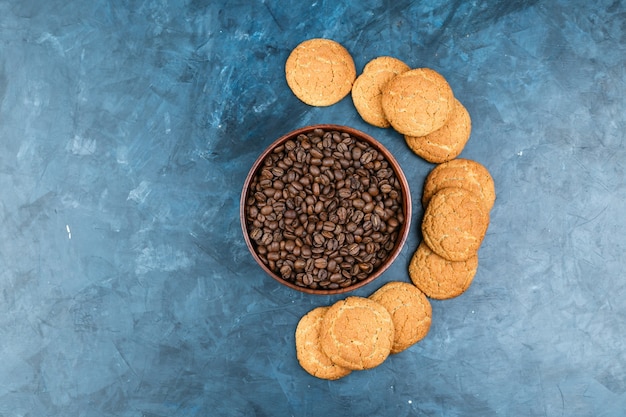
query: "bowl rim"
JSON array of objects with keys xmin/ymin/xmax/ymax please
[{"xmin": 240, "ymin": 124, "xmax": 412, "ymax": 295}]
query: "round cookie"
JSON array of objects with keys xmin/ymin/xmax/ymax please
[
  {"xmin": 408, "ymin": 241, "xmax": 478, "ymax": 299},
  {"xmin": 351, "ymin": 56, "xmax": 410, "ymax": 128},
  {"xmin": 422, "ymin": 158, "xmax": 496, "ymax": 210},
  {"xmin": 404, "ymin": 98, "xmax": 472, "ymax": 164},
  {"xmin": 319, "ymin": 296, "xmax": 394, "ymax": 371},
  {"xmin": 381, "ymin": 68, "xmax": 455, "ymax": 137},
  {"xmin": 295, "ymin": 306, "xmax": 352, "ymax": 380},
  {"xmin": 369, "ymin": 281, "xmax": 432, "ymax": 354},
  {"xmin": 285, "ymin": 38, "xmax": 356, "ymax": 107},
  {"xmin": 421, "ymin": 187, "xmax": 490, "ymax": 262}
]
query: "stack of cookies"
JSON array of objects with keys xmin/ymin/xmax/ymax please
[
  {"xmin": 295, "ymin": 282, "xmax": 431, "ymax": 380},
  {"xmin": 351, "ymin": 54, "xmax": 472, "ymax": 163},
  {"xmin": 409, "ymin": 159, "xmax": 496, "ymax": 299},
  {"xmin": 285, "ymin": 38, "xmax": 471, "ymax": 164}
]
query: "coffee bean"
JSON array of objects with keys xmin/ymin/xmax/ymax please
[
  {"xmin": 303, "ymin": 274, "xmax": 314, "ymax": 286},
  {"xmin": 312, "ymin": 233, "xmax": 325, "ymax": 247},
  {"xmin": 309, "ymin": 148, "xmax": 324, "ymax": 159},
  {"xmin": 351, "ymin": 210, "xmax": 364, "ymax": 224},
  {"xmin": 380, "ymin": 183, "xmax": 393, "ymax": 194},
  {"xmin": 314, "ymin": 258, "xmax": 327, "ymax": 269},
  {"xmin": 250, "ymin": 227, "xmax": 263, "ymax": 241},
  {"xmin": 354, "ymin": 199, "xmax": 366, "ymax": 210},
  {"xmin": 347, "ymin": 242, "xmax": 360, "ymax": 256},
  {"xmin": 360, "ymin": 151, "xmax": 374, "ymax": 165},
  {"xmin": 312, "ymin": 160, "xmax": 324, "ymax": 175},
  {"xmin": 280, "ymin": 265, "xmax": 292, "ymax": 278}
]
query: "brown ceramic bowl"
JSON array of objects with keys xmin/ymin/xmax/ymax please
[{"xmin": 240, "ymin": 124, "xmax": 412, "ymax": 295}]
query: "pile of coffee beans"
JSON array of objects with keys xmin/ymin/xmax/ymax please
[{"xmin": 244, "ymin": 128, "xmax": 405, "ymax": 291}]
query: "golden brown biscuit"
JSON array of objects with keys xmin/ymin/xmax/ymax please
[
  {"xmin": 409, "ymin": 242, "xmax": 478, "ymax": 299},
  {"xmin": 295, "ymin": 306, "xmax": 352, "ymax": 380},
  {"xmin": 369, "ymin": 281, "xmax": 432, "ymax": 354},
  {"xmin": 351, "ymin": 56, "xmax": 410, "ymax": 127},
  {"xmin": 404, "ymin": 98, "xmax": 472, "ymax": 163},
  {"xmin": 319, "ymin": 296, "xmax": 394, "ymax": 371},
  {"xmin": 381, "ymin": 68, "xmax": 455, "ymax": 137},
  {"xmin": 421, "ymin": 187, "xmax": 490, "ymax": 262},
  {"xmin": 285, "ymin": 38, "xmax": 356, "ymax": 107},
  {"xmin": 422, "ymin": 158, "xmax": 496, "ymax": 211}
]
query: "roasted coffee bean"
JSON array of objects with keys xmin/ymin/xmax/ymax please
[
  {"xmin": 303, "ymin": 273, "xmax": 314, "ymax": 286},
  {"xmin": 351, "ymin": 210, "xmax": 364, "ymax": 224},
  {"xmin": 360, "ymin": 151, "xmax": 374, "ymax": 165},
  {"xmin": 347, "ymin": 242, "xmax": 360, "ymax": 256},
  {"xmin": 250, "ymin": 227, "xmax": 263, "ymax": 241},
  {"xmin": 301, "ymin": 245, "xmax": 312, "ymax": 257},
  {"xmin": 314, "ymin": 258, "xmax": 328, "ymax": 269},
  {"xmin": 310, "ymin": 148, "xmax": 324, "ymax": 159},
  {"xmin": 245, "ymin": 128, "xmax": 404, "ymax": 290},
  {"xmin": 338, "ymin": 187, "xmax": 351, "ymax": 199},
  {"xmin": 337, "ymin": 206, "xmax": 348, "ymax": 223},
  {"xmin": 352, "ymin": 198, "xmax": 365, "ymax": 210},
  {"xmin": 312, "ymin": 233, "xmax": 325, "ymax": 247},
  {"xmin": 280, "ymin": 265, "xmax": 292, "ymax": 278},
  {"xmin": 294, "ymin": 259, "xmax": 306, "ymax": 271}
]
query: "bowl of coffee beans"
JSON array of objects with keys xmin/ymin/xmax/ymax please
[{"xmin": 241, "ymin": 125, "xmax": 412, "ymax": 294}]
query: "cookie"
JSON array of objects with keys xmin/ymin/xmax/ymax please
[
  {"xmin": 409, "ymin": 241, "xmax": 478, "ymax": 299},
  {"xmin": 319, "ymin": 296, "xmax": 394, "ymax": 371},
  {"xmin": 295, "ymin": 306, "xmax": 352, "ymax": 380},
  {"xmin": 351, "ymin": 56, "xmax": 410, "ymax": 128},
  {"xmin": 421, "ymin": 187, "xmax": 490, "ymax": 262},
  {"xmin": 381, "ymin": 68, "xmax": 455, "ymax": 137},
  {"xmin": 404, "ymin": 98, "xmax": 472, "ymax": 164},
  {"xmin": 369, "ymin": 281, "xmax": 432, "ymax": 354},
  {"xmin": 422, "ymin": 158, "xmax": 496, "ymax": 211},
  {"xmin": 285, "ymin": 38, "xmax": 356, "ymax": 107}
]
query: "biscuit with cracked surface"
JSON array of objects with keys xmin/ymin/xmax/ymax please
[
  {"xmin": 409, "ymin": 241, "xmax": 478, "ymax": 299},
  {"xmin": 421, "ymin": 187, "xmax": 490, "ymax": 262},
  {"xmin": 319, "ymin": 296, "xmax": 394, "ymax": 371},
  {"xmin": 351, "ymin": 56, "xmax": 410, "ymax": 128},
  {"xmin": 405, "ymin": 98, "xmax": 472, "ymax": 163},
  {"xmin": 422, "ymin": 158, "xmax": 496, "ymax": 211},
  {"xmin": 295, "ymin": 306, "xmax": 352, "ymax": 380},
  {"xmin": 285, "ymin": 38, "xmax": 356, "ymax": 107},
  {"xmin": 369, "ymin": 281, "xmax": 432, "ymax": 354},
  {"xmin": 381, "ymin": 68, "xmax": 454, "ymax": 137}
]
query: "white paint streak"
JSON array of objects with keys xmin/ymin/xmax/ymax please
[
  {"xmin": 68, "ymin": 135, "xmax": 97, "ymax": 155},
  {"xmin": 127, "ymin": 181, "xmax": 152, "ymax": 204}
]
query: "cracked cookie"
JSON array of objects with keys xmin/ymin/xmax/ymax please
[
  {"xmin": 404, "ymin": 98, "xmax": 472, "ymax": 164},
  {"xmin": 421, "ymin": 187, "xmax": 490, "ymax": 262},
  {"xmin": 409, "ymin": 241, "xmax": 478, "ymax": 299},
  {"xmin": 381, "ymin": 68, "xmax": 455, "ymax": 137},
  {"xmin": 422, "ymin": 158, "xmax": 496, "ymax": 211},
  {"xmin": 319, "ymin": 296, "xmax": 394, "ymax": 371},
  {"xmin": 369, "ymin": 281, "xmax": 432, "ymax": 354},
  {"xmin": 285, "ymin": 38, "xmax": 356, "ymax": 107},
  {"xmin": 295, "ymin": 306, "xmax": 352, "ymax": 380},
  {"xmin": 351, "ymin": 56, "xmax": 410, "ymax": 128}
]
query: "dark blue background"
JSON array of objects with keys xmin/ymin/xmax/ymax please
[{"xmin": 1, "ymin": 0, "xmax": 625, "ymax": 415}]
